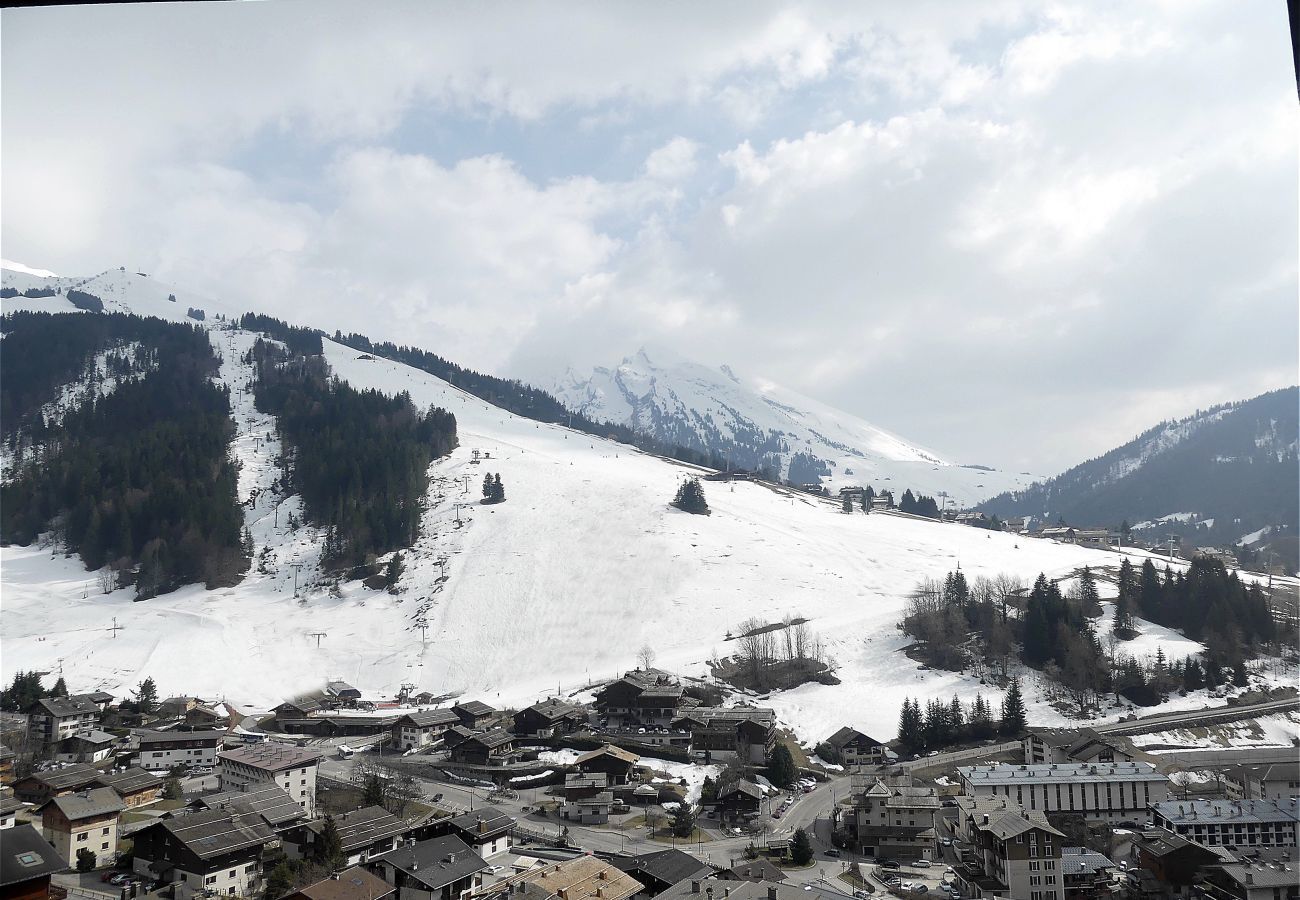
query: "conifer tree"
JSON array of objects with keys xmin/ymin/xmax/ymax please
[
  {"xmin": 50, "ymin": 676, "xmax": 68, "ymax": 698},
  {"xmin": 1000, "ymin": 677, "xmax": 1027, "ymax": 735},
  {"xmin": 136, "ymin": 676, "xmax": 158, "ymax": 714},
  {"xmin": 671, "ymin": 478, "xmax": 710, "ymax": 515},
  {"xmin": 842, "ymin": 494, "xmax": 853, "ymax": 514},
  {"xmin": 897, "ymin": 697, "xmax": 924, "ymax": 753},
  {"xmin": 317, "ymin": 814, "xmax": 345, "ymax": 869},
  {"xmin": 790, "ymin": 828, "xmax": 813, "ymax": 865}
]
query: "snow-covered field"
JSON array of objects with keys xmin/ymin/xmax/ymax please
[
  {"xmin": 1, "ymin": 265, "xmax": 1290, "ymax": 746},
  {"xmin": 1130, "ymin": 710, "xmax": 1300, "ymax": 751}
]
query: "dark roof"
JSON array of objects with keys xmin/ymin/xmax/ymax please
[
  {"xmin": 371, "ymin": 835, "xmax": 488, "ymax": 890},
  {"xmin": 327, "ymin": 681, "xmax": 361, "ymax": 696},
  {"xmin": 462, "ymin": 728, "xmax": 515, "ymax": 750},
  {"xmin": 657, "ymin": 876, "xmax": 803, "ymax": 900},
  {"xmin": 445, "ymin": 806, "xmax": 516, "ymax": 840},
  {"xmin": 442, "ymin": 726, "xmax": 476, "ymax": 747},
  {"xmin": 718, "ymin": 779, "xmax": 763, "ymax": 801},
  {"xmin": 24, "ymin": 763, "xmax": 101, "ymax": 792},
  {"xmin": 0, "ymin": 824, "xmax": 69, "ymax": 887},
  {"xmin": 453, "ymin": 700, "xmax": 495, "ymax": 717},
  {"xmin": 26, "ymin": 696, "xmax": 102, "ymax": 719},
  {"xmin": 197, "ymin": 785, "xmax": 306, "ymax": 828},
  {"xmin": 276, "ymin": 698, "xmax": 323, "ymax": 714},
  {"xmin": 1135, "ymin": 829, "xmax": 1218, "ymax": 860},
  {"xmin": 1, "ymin": 797, "xmax": 25, "ymax": 817},
  {"xmin": 65, "ymin": 729, "xmax": 117, "ymax": 746},
  {"xmin": 290, "ymin": 866, "xmax": 395, "ymax": 900},
  {"xmin": 720, "ymin": 859, "xmax": 787, "ymax": 883},
  {"xmin": 42, "ymin": 787, "xmax": 125, "ymax": 820},
  {"xmin": 149, "ymin": 808, "xmax": 276, "ymax": 859},
  {"xmin": 520, "ymin": 699, "xmax": 582, "ymax": 722},
  {"xmin": 825, "ymin": 726, "xmax": 879, "ymax": 749},
  {"xmin": 94, "ymin": 767, "xmax": 163, "ymax": 796},
  {"xmin": 397, "ymin": 709, "xmax": 460, "ymax": 728},
  {"xmin": 306, "ymin": 806, "xmax": 411, "ymax": 851},
  {"xmin": 1060, "ymin": 847, "xmax": 1115, "ymax": 876},
  {"xmin": 617, "ymin": 849, "xmax": 712, "ymax": 887},
  {"xmin": 83, "ymin": 692, "xmax": 115, "ymax": 704}
]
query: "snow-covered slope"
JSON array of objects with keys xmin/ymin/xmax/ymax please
[
  {"xmin": 2, "ymin": 265, "xmax": 1289, "ymax": 743},
  {"xmin": 554, "ymin": 348, "xmax": 1037, "ymax": 508},
  {"xmin": 1, "ymin": 265, "xmax": 239, "ymax": 322}
]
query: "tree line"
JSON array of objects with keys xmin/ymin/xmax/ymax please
[
  {"xmin": 1, "ymin": 313, "xmax": 246, "ymax": 598},
  {"xmin": 248, "ymin": 339, "xmax": 457, "ymax": 572},
  {"xmin": 896, "ymin": 679, "xmax": 1027, "ymax": 753}
]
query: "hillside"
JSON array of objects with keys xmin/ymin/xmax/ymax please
[
  {"xmin": 978, "ymin": 389, "xmax": 1299, "ymax": 569},
  {"xmin": 1, "ymin": 265, "xmax": 1291, "ymax": 744},
  {"xmin": 554, "ymin": 348, "xmax": 1037, "ymax": 507}
]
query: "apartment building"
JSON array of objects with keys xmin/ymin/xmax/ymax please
[
  {"xmin": 136, "ymin": 730, "xmax": 225, "ymax": 770},
  {"xmin": 217, "ymin": 743, "xmax": 321, "ymax": 816},
  {"xmin": 958, "ymin": 761, "xmax": 1169, "ymax": 822},
  {"xmin": 1149, "ymin": 799, "xmax": 1299, "ymax": 849},
  {"xmin": 951, "ymin": 796, "xmax": 1064, "ymax": 900}
]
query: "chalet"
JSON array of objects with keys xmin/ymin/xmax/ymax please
[
  {"xmin": 367, "ymin": 834, "xmax": 489, "ymax": 900},
  {"xmin": 652, "ymin": 877, "xmax": 804, "ymax": 900},
  {"xmin": 563, "ymin": 773, "xmax": 611, "ymax": 825},
  {"xmin": 1039, "ymin": 526, "xmax": 1111, "ymax": 548},
  {"xmin": 452, "ymin": 701, "xmax": 496, "ymax": 729},
  {"xmin": 442, "ymin": 726, "xmax": 477, "ymax": 750},
  {"xmin": 448, "ymin": 729, "xmax": 518, "ymax": 767},
  {"xmin": 419, "ymin": 807, "xmax": 515, "ymax": 859},
  {"xmin": 25, "ymin": 696, "xmax": 103, "ymax": 746},
  {"xmin": 475, "ymin": 856, "xmax": 643, "ymax": 900},
  {"xmin": 512, "ymin": 699, "xmax": 586, "ymax": 738},
  {"xmin": 715, "ymin": 778, "xmax": 763, "ymax": 822},
  {"xmin": 677, "ymin": 707, "xmax": 776, "ymax": 764},
  {"xmin": 851, "ymin": 777, "xmax": 939, "ymax": 861},
  {"xmin": 285, "ymin": 866, "xmax": 396, "ymax": 900},
  {"xmin": 574, "ymin": 745, "xmax": 640, "ymax": 785},
  {"xmin": 594, "ymin": 671, "xmax": 684, "ymax": 729},
  {"xmin": 823, "ymin": 727, "xmax": 887, "ymax": 766},
  {"xmin": 284, "ymin": 806, "xmax": 413, "ymax": 866},
  {"xmin": 1061, "ymin": 732, "xmax": 1135, "ymax": 765},
  {"xmin": 1059, "ymin": 847, "xmax": 1117, "ymax": 900},
  {"xmin": 950, "ymin": 799, "xmax": 1065, "ymax": 900},
  {"xmin": 1198, "ymin": 851, "xmax": 1300, "ymax": 900},
  {"xmin": 184, "ymin": 704, "xmax": 231, "ymax": 729},
  {"xmin": 716, "ymin": 860, "xmax": 787, "ymax": 883},
  {"xmin": 0, "ymin": 824, "xmax": 68, "ymax": 900},
  {"xmin": 191, "ymin": 784, "xmax": 307, "ymax": 830},
  {"xmin": 1022, "ymin": 727, "xmax": 1093, "ymax": 765},
  {"xmin": 392, "ymin": 709, "xmax": 460, "ymax": 751},
  {"xmin": 135, "ymin": 729, "xmax": 225, "ymax": 770},
  {"xmin": 12, "ymin": 765, "xmax": 101, "ymax": 805},
  {"xmin": 130, "ymin": 809, "xmax": 277, "ymax": 900},
  {"xmin": 610, "ymin": 849, "xmax": 712, "ymax": 897},
  {"xmin": 326, "ymin": 681, "xmax": 363, "ymax": 706},
  {"xmin": 52, "ymin": 730, "xmax": 116, "ymax": 765},
  {"xmin": 37, "ymin": 788, "xmax": 124, "ymax": 867},
  {"xmin": 158, "ymin": 697, "xmax": 204, "ymax": 719},
  {"xmin": 91, "ymin": 768, "xmax": 163, "ymax": 808},
  {"xmin": 1128, "ymin": 828, "xmax": 1221, "ymax": 895},
  {"xmin": 273, "ymin": 698, "xmax": 324, "ymax": 720}
]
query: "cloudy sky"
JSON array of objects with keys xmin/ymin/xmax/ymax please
[{"xmin": 3, "ymin": 1, "xmax": 1295, "ymax": 473}]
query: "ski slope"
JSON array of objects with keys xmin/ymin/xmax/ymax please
[{"xmin": 1, "ymin": 264, "xmax": 1288, "ymax": 744}]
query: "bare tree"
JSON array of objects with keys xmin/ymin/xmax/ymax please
[
  {"xmin": 992, "ymin": 574, "xmax": 1025, "ymax": 622},
  {"xmin": 637, "ymin": 645, "xmax": 656, "ymax": 671}
]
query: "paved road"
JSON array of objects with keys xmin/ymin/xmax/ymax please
[{"xmin": 322, "ymin": 752, "xmax": 855, "ymax": 877}]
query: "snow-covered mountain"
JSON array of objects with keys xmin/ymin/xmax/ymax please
[
  {"xmin": 3, "ymin": 264, "xmax": 1291, "ymax": 743},
  {"xmin": 554, "ymin": 348, "xmax": 1037, "ymax": 508}
]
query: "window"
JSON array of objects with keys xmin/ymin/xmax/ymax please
[
  {"xmin": 245, "ymin": 865, "xmax": 256, "ymax": 873},
  {"xmin": 229, "ymin": 870, "xmax": 236, "ymax": 878},
  {"xmin": 1030, "ymin": 876, "xmax": 1041, "ymax": 887},
  {"xmin": 1030, "ymin": 844, "xmax": 1038, "ymax": 857},
  {"xmin": 1016, "ymin": 835, "xmax": 1023, "ymax": 844},
  {"xmin": 103, "ymin": 827, "xmax": 110, "ymax": 835},
  {"xmin": 206, "ymin": 876, "xmax": 218, "ymax": 885},
  {"xmin": 102, "ymin": 843, "xmax": 109, "ymax": 851},
  {"xmin": 78, "ymin": 833, "xmax": 88, "ymax": 842},
  {"xmin": 1029, "ymin": 862, "xmax": 1040, "ymax": 872},
  {"xmin": 1045, "ymin": 876, "xmax": 1056, "ymax": 885}
]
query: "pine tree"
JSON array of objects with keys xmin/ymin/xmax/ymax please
[
  {"xmin": 136, "ymin": 676, "xmax": 158, "ymax": 714},
  {"xmin": 768, "ymin": 743, "xmax": 797, "ymax": 787},
  {"xmin": 483, "ymin": 473, "xmax": 493, "ymax": 499},
  {"xmin": 492, "ymin": 473, "xmax": 504, "ymax": 502},
  {"xmin": 263, "ymin": 862, "xmax": 295, "ymax": 900},
  {"xmin": 842, "ymin": 494, "xmax": 853, "ymax": 514},
  {"xmin": 385, "ymin": 552, "xmax": 404, "ymax": 587},
  {"xmin": 1000, "ymin": 677, "xmax": 1027, "ymax": 735},
  {"xmin": 317, "ymin": 814, "xmax": 345, "ymax": 869},
  {"xmin": 790, "ymin": 828, "xmax": 813, "ymax": 866},
  {"xmin": 1077, "ymin": 567, "xmax": 1100, "ymax": 614},
  {"xmin": 363, "ymin": 774, "xmax": 386, "ymax": 808},
  {"xmin": 50, "ymin": 676, "xmax": 68, "ymax": 698},
  {"xmin": 897, "ymin": 697, "xmax": 924, "ymax": 753},
  {"xmin": 76, "ymin": 848, "xmax": 97, "ymax": 872},
  {"xmin": 671, "ymin": 478, "xmax": 710, "ymax": 515},
  {"xmin": 949, "ymin": 695, "xmax": 965, "ymax": 733}
]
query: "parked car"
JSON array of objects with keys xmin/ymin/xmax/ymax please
[
  {"xmin": 912, "ymin": 860, "xmax": 932, "ymax": 868},
  {"xmin": 900, "ymin": 883, "xmax": 916, "ymax": 892},
  {"xmin": 825, "ymin": 849, "xmax": 841, "ymax": 857},
  {"xmin": 939, "ymin": 838, "xmax": 952, "ymax": 846},
  {"xmin": 772, "ymin": 810, "xmax": 782, "ymax": 819},
  {"xmin": 877, "ymin": 859, "xmax": 901, "ymax": 870}
]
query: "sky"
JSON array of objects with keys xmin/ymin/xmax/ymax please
[{"xmin": 2, "ymin": 1, "xmax": 1296, "ymax": 474}]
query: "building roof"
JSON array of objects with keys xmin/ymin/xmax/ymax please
[
  {"xmin": 825, "ymin": 726, "xmax": 880, "ymax": 749},
  {"xmin": 82, "ymin": 692, "xmax": 115, "ymax": 705},
  {"xmin": 276, "ymin": 698, "xmax": 324, "ymax": 715},
  {"xmin": 1211, "ymin": 861, "xmax": 1300, "ymax": 889},
  {"xmin": 1224, "ymin": 760, "xmax": 1300, "ymax": 786},
  {"xmin": 1135, "ymin": 829, "xmax": 1220, "ymax": 860},
  {"xmin": 453, "ymin": 700, "xmax": 495, "ymax": 718},
  {"xmin": 138, "ymin": 729, "xmax": 226, "ymax": 745},
  {"xmin": 1151, "ymin": 798, "xmax": 1300, "ymax": 826},
  {"xmin": 0, "ymin": 824, "xmax": 69, "ymax": 888},
  {"xmin": 219, "ymin": 742, "xmax": 322, "ymax": 772},
  {"xmin": 485, "ymin": 855, "xmax": 642, "ymax": 900},
  {"xmin": 444, "ymin": 806, "xmax": 515, "ymax": 840},
  {"xmin": 972, "ymin": 808, "xmax": 1064, "ymax": 841},
  {"xmin": 24, "ymin": 763, "xmax": 101, "ymax": 792},
  {"xmin": 680, "ymin": 707, "xmax": 776, "ymax": 728},
  {"xmin": 613, "ymin": 848, "xmax": 712, "ymax": 887},
  {"xmin": 520, "ymin": 698, "xmax": 583, "ymax": 723},
  {"xmin": 327, "ymin": 681, "xmax": 360, "ymax": 696},
  {"xmin": 304, "ymin": 806, "xmax": 410, "ymax": 851},
  {"xmin": 67, "ymin": 729, "xmax": 117, "ymax": 747},
  {"xmin": 1060, "ymin": 847, "xmax": 1115, "ymax": 876},
  {"xmin": 149, "ymin": 808, "xmax": 276, "ymax": 859},
  {"xmin": 657, "ymin": 876, "xmax": 804, "ymax": 900},
  {"xmin": 42, "ymin": 787, "xmax": 124, "ymax": 821},
  {"xmin": 371, "ymin": 835, "xmax": 488, "ymax": 890},
  {"xmin": 26, "ymin": 696, "xmax": 102, "ymax": 719},
  {"xmin": 197, "ymin": 785, "xmax": 306, "ymax": 828},
  {"xmin": 1, "ymin": 796, "xmax": 25, "ymax": 817},
  {"xmin": 719, "ymin": 859, "xmax": 787, "ymax": 883},
  {"xmin": 93, "ymin": 767, "xmax": 163, "ymax": 796},
  {"xmin": 959, "ymin": 761, "xmax": 1164, "ymax": 786},
  {"xmin": 397, "ymin": 709, "xmax": 460, "ymax": 729},
  {"xmin": 1024, "ymin": 727, "xmax": 1092, "ymax": 749},
  {"xmin": 718, "ymin": 779, "xmax": 763, "ymax": 801},
  {"xmin": 290, "ymin": 866, "xmax": 395, "ymax": 900},
  {"xmin": 565, "ymin": 773, "xmax": 609, "ymax": 790},
  {"xmin": 574, "ymin": 745, "xmax": 640, "ymax": 767},
  {"xmin": 461, "ymin": 728, "xmax": 516, "ymax": 750}
]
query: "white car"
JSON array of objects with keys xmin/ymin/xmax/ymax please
[
  {"xmin": 901, "ymin": 883, "xmax": 916, "ymax": 892},
  {"xmin": 912, "ymin": 860, "xmax": 931, "ymax": 868}
]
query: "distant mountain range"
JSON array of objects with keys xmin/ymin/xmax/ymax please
[
  {"xmin": 978, "ymin": 387, "xmax": 1298, "ymax": 564},
  {"xmin": 553, "ymin": 348, "xmax": 1037, "ymax": 507}
]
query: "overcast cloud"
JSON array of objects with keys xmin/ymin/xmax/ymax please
[{"xmin": 2, "ymin": 1, "xmax": 1295, "ymax": 472}]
